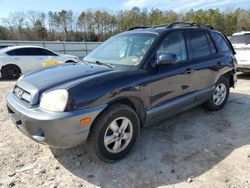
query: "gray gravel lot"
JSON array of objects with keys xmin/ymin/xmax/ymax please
[{"xmin": 0, "ymin": 75, "xmax": 250, "ymax": 188}]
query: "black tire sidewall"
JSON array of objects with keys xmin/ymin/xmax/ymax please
[
  {"xmin": 2, "ymin": 66, "xmax": 20, "ymax": 79},
  {"xmin": 91, "ymin": 105, "xmax": 140, "ymax": 162}
]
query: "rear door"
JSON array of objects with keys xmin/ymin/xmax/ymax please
[{"xmin": 186, "ymin": 30, "xmax": 233, "ymax": 101}]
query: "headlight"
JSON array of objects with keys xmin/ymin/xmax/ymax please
[{"xmin": 40, "ymin": 89, "xmax": 69, "ymax": 112}]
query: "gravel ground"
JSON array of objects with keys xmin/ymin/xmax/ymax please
[{"xmin": 0, "ymin": 75, "xmax": 250, "ymax": 188}]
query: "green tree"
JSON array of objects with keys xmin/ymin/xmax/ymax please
[
  {"xmin": 34, "ymin": 20, "xmax": 47, "ymax": 40},
  {"xmin": 0, "ymin": 25, "xmax": 9, "ymax": 39}
]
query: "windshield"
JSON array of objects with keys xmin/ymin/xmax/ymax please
[
  {"xmin": 84, "ymin": 33, "xmax": 157, "ymax": 66},
  {"xmin": 230, "ymin": 34, "xmax": 250, "ymax": 44},
  {"xmin": 0, "ymin": 47, "xmax": 9, "ymax": 53}
]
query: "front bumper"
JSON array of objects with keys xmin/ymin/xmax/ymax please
[{"xmin": 6, "ymin": 92, "xmax": 105, "ymax": 148}]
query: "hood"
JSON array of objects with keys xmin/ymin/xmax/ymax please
[{"xmin": 19, "ymin": 63, "xmax": 115, "ymax": 92}]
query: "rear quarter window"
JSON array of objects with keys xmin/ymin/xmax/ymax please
[{"xmin": 210, "ymin": 32, "xmax": 231, "ymax": 52}]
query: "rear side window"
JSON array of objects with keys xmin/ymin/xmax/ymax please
[
  {"xmin": 6, "ymin": 48, "xmax": 58, "ymax": 56},
  {"xmin": 210, "ymin": 32, "xmax": 231, "ymax": 52},
  {"xmin": 188, "ymin": 31, "xmax": 211, "ymax": 59},
  {"xmin": 206, "ymin": 33, "xmax": 217, "ymax": 54},
  {"xmin": 7, "ymin": 48, "xmax": 32, "ymax": 56}
]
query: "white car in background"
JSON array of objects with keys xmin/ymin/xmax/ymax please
[
  {"xmin": 230, "ymin": 31, "xmax": 250, "ymax": 72},
  {"xmin": 0, "ymin": 46, "xmax": 80, "ymax": 79}
]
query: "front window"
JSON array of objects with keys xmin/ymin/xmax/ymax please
[
  {"xmin": 84, "ymin": 33, "xmax": 157, "ymax": 66},
  {"xmin": 157, "ymin": 31, "xmax": 187, "ymax": 62}
]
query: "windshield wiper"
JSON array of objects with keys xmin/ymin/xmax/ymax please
[
  {"xmin": 95, "ymin": 61, "xmax": 114, "ymax": 68},
  {"xmin": 82, "ymin": 59, "xmax": 114, "ymax": 68}
]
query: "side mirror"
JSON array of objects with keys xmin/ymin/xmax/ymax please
[{"xmin": 155, "ymin": 53, "xmax": 177, "ymax": 66}]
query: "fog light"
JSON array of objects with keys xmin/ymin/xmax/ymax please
[{"xmin": 32, "ymin": 129, "xmax": 45, "ymax": 141}]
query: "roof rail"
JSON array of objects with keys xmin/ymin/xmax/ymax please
[
  {"xmin": 127, "ymin": 26, "xmax": 151, "ymax": 31},
  {"xmin": 166, "ymin": 22, "xmax": 213, "ymax": 30},
  {"xmin": 167, "ymin": 22, "xmax": 201, "ymax": 28},
  {"xmin": 127, "ymin": 22, "xmax": 213, "ymax": 31}
]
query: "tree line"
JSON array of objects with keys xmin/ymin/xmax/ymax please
[{"xmin": 0, "ymin": 7, "xmax": 250, "ymax": 42}]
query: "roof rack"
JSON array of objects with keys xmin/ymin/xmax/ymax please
[
  {"xmin": 127, "ymin": 22, "xmax": 213, "ymax": 31},
  {"xmin": 167, "ymin": 22, "xmax": 201, "ymax": 28},
  {"xmin": 127, "ymin": 26, "xmax": 151, "ymax": 31}
]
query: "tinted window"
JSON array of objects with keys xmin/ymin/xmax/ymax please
[
  {"xmin": 188, "ymin": 31, "xmax": 210, "ymax": 59},
  {"xmin": 33, "ymin": 48, "xmax": 58, "ymax": 56},
  {"xmin": 29, "ymin": 48, "xmax": 45, "ymax": 55},
  {"xmin": 210, "ymin": 32, "xmax": 230, "ymax": 52},
  {"xmin": 157, "ymin": 32, "xmax": 187, "ymax": 62},
  {"xmin": 6, "ymin": 50, "xmax": 15, "ymax": 56},
  {"xmin": 206, "ymin": 33, "xmax": 217, "ymax": 54},
  {"xmin": 230, "ymin": 34, "xmax": 250, "ymax": 44},
  {"xmin": 6, "ymin": 48, "xmax": 58, "ymax": 56},
  {"xmin": 7, "ymin": 48, "xmax": 33, "ymax": 56}
]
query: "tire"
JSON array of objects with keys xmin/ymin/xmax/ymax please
[
  {"xmin": 87, "ymin": 104, "xmax": 140, "ymax": 163},
  {"xmin": 2, "ymin": 65, "xmax": 21, "ymax": 80},
  {"xmin": 203, "ymin": 76, "xmax": 230, "ymax": 111}
]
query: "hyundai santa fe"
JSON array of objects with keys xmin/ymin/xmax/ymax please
[{"xmin": 6, "ymin": 22, "xmax": 237, "ymax": 162}]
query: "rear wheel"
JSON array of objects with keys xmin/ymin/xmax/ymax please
[
  {"xmin": 87, "ymin": 104, "xmax": 140, "ymax": 162},
  {"xmin": 203, "ymin": 77, "xmax": 230, "ymax": 111},
  {"xmin": 2, "ymin": 65, "xmax": 21, "ymax": 80}
]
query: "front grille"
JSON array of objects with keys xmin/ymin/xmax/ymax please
[{"xmin": 13, "ymin": 86, "xmax": 31, "ymax": 103}]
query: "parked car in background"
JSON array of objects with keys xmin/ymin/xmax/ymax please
[
  {"xmin": 230, "ymin": 31, "xmax": 250, "ymax": 72},
  {"xmin": 6, "ymin": 22, "xmax": 237, "ymax": 162},
  {"xmin": 0, "ymin": 45, "xmax": 10, "ymax": 49},
  {"xmin": 0, "ymin": 46, "xmax": 80, "ymax": 79}
]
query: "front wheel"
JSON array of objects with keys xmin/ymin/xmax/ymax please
[
  {"xmin": 203, "ymin": 76, "xmax": 230, "ymax": 111},
  {"xmin": 87, "ymin": 104, "xmax": 140, "ymax": 162}
]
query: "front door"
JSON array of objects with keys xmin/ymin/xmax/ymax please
[{"xmin": 149, "ymin": 31, "xmax": 196, "ymax": 121}]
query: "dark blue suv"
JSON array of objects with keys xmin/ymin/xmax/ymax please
[{"xmin": 6, "ymin": 22, "xmax": 237, "ymax": 162}]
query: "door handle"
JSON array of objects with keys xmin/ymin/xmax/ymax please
[
  {"xmin": 185, "ymin": 68, "xmax": 194, "ymax": 74},
  {"xmin": 14, "ymin": 58, "xmax": 20, "ymax": 60}
]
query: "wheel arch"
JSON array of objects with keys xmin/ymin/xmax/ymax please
[
  {"xmin": 220, "ymin": 70, "xmax": 236, "ymax": 88},
  {"xmin": 107, "ymin": 97, "xmax": 146, "ymax": 127},
  {"xmin": 1, "ymin": 64, "xmax": 22, "ymax": 75},
  {"xmin": 65, "ymin": 60, "xmax": 75, "ymax": 63},
  {"xmin": 89, "ymin": 96, "xmax": 146, "ymax": 138}
]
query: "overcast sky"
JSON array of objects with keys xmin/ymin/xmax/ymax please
[{"xmin": 0, "ymin": 0, "xmax": 249, "ymax": 18}]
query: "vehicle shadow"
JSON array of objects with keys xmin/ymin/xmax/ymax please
[
  {"xmin": 0, "ymin": 77, "xmax": 17, "ymax": 82},
  {"xmin": 237, "ymin": 73, "xmax": 250, "ymax": 80},
  {"xmin": 50, "ymin": 92, "xmax": 250, "ymax": 188}
]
